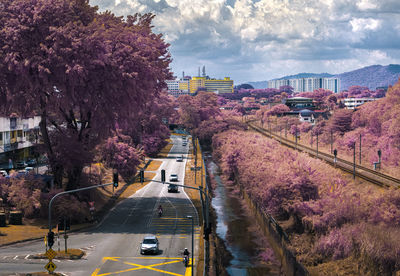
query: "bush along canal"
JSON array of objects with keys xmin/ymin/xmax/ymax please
[{"xmin": 206, "ymin": 157, "xmax": 281, "ymax": 276}]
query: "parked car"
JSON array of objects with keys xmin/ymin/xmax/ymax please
[
  {"xmin": 140, "ymin": 236, "xmax": 159, "ymax": 255},
  {"xmin": 26, "ymin": 159, "xmax": 37, "ymax": 166},
  {"xmin": 15, "ymin": 161, "xmax": 27, "ymax": 169},
  {"xmin": 0, "ymin": 170, "xmax": 7, "ymax": 177},
  {"xmin": 24, "ymin": 167, "xmax": 34, "ymax": 173},
  {"xmin": 168, "ymin": 184, "xmax": 178, "ymax": 193},
  {"xmin": 169, "ymin": 174, "xmax": 178, "ymax": 182},
  {"xmin": 176, "ymin": 155, "xmax": 183, "ymax": 162}
]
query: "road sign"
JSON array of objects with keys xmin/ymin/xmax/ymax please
[
  {"xmin": 45, "ymin": 260, "xmax": 57, "ymax": 273},
  {"xmin": 45, "ymin": 248, "xmax": 57, "ymax": 260}
]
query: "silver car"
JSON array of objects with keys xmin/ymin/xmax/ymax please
[
  {"xmin": 140, "ymin": 236, "xmax": 159, "ymax": 255},
  {"xmin": 176, "ymin": 155, "xmax": 183, "ymax": 162},
  {"xmin": 169, "ymin": 174, "xmax": 178, "ymax": 182}
]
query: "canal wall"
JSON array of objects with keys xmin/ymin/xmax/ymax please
[{"xmin": 236, "ymin": 180, "xmax": 310, "ymax": 276}]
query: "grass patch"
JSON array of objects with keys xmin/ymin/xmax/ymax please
[
  {"xmin": 33, "ymin": 248, "xmax": 85, "ymax": 260},
  {"xmin": 158, "ymin": 143, "xmax": 173, "ymax": 158},
  {"xmin": 3, "ymin": 273, "xmax": 65, "ymax": 276},
  {"xmin": 117, "ymin": 172, "xmax": 156, "ymax": 202},
  {"xmin": 146, "ymin": 160, "xmax": 162, "ymax": 171}
]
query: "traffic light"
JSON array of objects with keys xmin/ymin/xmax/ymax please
[
  {"xmin": 140, "ymin": 170, "xmax": 144, "ymax": 184},
  {"xmin": 47, "ymin": 231, "xmax": 54, "ymax": 248},
  {"xmin": 161, "ymin": 169, "xmax": 165, "ymax": 183},
  {"xmin": 58, "ymin": 217, "xmax": 64, "ymax": 230},
  {"xmin": 113, "ymin": 172, "xmax": 118, "ymax": 188},
  {"xmin": 58, "ymin": 217, "xmax": 71, "ymax": 231}
]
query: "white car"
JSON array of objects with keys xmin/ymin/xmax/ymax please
[
  {"xmin": 0, "ymin": 170, "xmax": 7, "ymax": 177},
  {"xmin": 169, "ymin": 174, "xmax": 178, "ymax": 182},
  {"xmin": 140, "ymin": 236, "xmax": 159, "ymax": 255},
  {"xmin": 176, "ymin": 155, "xmax": 183, "ymax": 162}
]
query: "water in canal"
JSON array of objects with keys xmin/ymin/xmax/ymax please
[{"xmin": 207, "ymin": 159, "xmax": 281, "ymax": 276}]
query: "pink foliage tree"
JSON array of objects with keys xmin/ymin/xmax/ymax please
[
  {"xmin": 99, "ymin": 135, "xmax": 143, "ymax": 180},
  {"xmin": 0, "ymin": 1, "xmax": 172, "ymax": 190}
]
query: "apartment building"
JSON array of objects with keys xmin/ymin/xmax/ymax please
[
  {"xmin": 166, "ymin": 79, "xmax": 190, "ymax": 97},
  {"xmin": 268, "ymin": 77, "xmax": 341, "ymax": 93},
  {"xmin": 0, "ymin": 116, "xmax": 41, "ymax": 167}
]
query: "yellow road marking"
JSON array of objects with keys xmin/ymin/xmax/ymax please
[
  {"xmin": 91, "ymin": 268, "xmax": 100, "ymax": 276},
  {"xmin": 92, "ymin": 256, "xmax": 187, "ymax": 276}
]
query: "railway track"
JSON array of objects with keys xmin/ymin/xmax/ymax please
[{"xmin": 247, "ymin": 121, "xmax": 400, "ymax": 189}]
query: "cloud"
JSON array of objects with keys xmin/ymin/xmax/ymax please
[{"xmin": 90, "ymin": 0, "xmax": 400, "ymax": 83}]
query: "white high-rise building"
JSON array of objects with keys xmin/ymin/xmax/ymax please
[{"xmin": 267, "ymin": 77, "xmax": 340, "ymax": 93}]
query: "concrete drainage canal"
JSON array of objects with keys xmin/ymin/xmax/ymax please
[{"xmin": 206, "ymin": 156, "xmax": 281, "ymax": 276}]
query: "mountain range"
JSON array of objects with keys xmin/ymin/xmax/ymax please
[{"xmin": 246, "ymin": 64, "xmax": 400, "ymax": 91}]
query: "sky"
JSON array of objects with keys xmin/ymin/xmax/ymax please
[{"xmin": 90, "ymin": 0, "xmax": 400, "ymax": 84}]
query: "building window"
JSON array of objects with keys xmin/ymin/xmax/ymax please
[
  {"xmin": 0, "ymin": 132, "xmax": 2, "ymax": 142},
  {"xmin": 11, "ymin": 131, "xmax": 16, "ymax": 139},
  {"xmin": 10, "ymin": 117, "xmax": 17, "ymax": 129},
  {"xmin": 17, "ymin": 130, "xmax": 23, "ymax": 138}
]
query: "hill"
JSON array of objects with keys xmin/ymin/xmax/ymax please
[
  {"xmin": 245, "ymin": 64, "xmax": 400, "ymax": 91},
  {"xmin": 334, "ymin": 64, "xmax": 400, "ymax": 91},
  {"xmin": 274, "ymin": 72, "xmax": 334, "ymax": 80}
]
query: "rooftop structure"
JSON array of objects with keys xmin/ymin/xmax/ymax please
[{"xmin": 343, "ymin": 97, "xmax": 376, "ymax": 109}]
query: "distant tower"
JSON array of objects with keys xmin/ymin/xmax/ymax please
[
  {"xmin": 202, "ymin": 66, "xmax": 206, "ymax": 77},
  {"xmin": 182, "ymin": 71, "xmax": 184, "ymax": 79},
  {"xmin": 198, "ymin": 67, "xmax": 200, "ymax": 77}
]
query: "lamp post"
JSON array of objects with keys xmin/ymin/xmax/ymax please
[{"xmin": 187, "ymin": 215, "xmax": 194, "ymax": 276}]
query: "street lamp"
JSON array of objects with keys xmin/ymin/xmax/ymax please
[{"xmin": 187, "ymin": 215, "xmax": 194, "ymax": 276}]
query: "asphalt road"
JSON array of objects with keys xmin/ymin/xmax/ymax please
[{"xmin": 0, "ymin": 135, "xmax": 200, "ymax": 276}]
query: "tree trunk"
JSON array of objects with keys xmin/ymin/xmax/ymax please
[
  {"xmin": 66, "ymin": 165, "xmax": 83, "ymax": 191},
  {"xmin": 39, "ymin": 105, "xmax": 64, "ymax": 188}
]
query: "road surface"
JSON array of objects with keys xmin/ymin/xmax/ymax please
[{"xmin": 0, "ymin": 135, "xmax": 200, "ymax": 276}]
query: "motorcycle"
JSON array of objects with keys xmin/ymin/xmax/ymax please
[{"xmin": 183, "ymin": 255, "xmax": 189, "ymax": 267}]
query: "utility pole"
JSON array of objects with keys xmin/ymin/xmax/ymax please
[
  {"xmin": 316, "ymin": 133, "xmax": 319, "ymax": 157},
  {"xmin": 353, "ymin": 142, "xmax": 356, "ymax": 179},
  {"xmin": 330, "ymin": 130, "xmax": 333, "ymax": 154},
  {"xmin": 285, "ymin": 119, "xmax": 288, "ymax": 138},
  {"xmin": 359, "ymin": 133, "xmax": 362, "ymax": 164}
]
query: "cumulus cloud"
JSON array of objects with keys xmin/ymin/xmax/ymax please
[{"xmin": 90, "ymin": 0, "xmax": 400, "ymax": 83}]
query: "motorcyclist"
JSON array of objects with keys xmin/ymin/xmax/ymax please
[
  {"xmin": 183, "ymin": 248, "xmax": 190, "ymax": 266},
  {"xmin": 158, "ymin": 205, "xmax": 163, "ymax": 216}
]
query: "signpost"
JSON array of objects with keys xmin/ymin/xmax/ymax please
[
  {"xmin": 45, "ymin": 260, "xmax": 57, "ymax": 273},
  {"xmin": 44, "ymin": 248, "xmax": 57, "ymax": 274}
]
